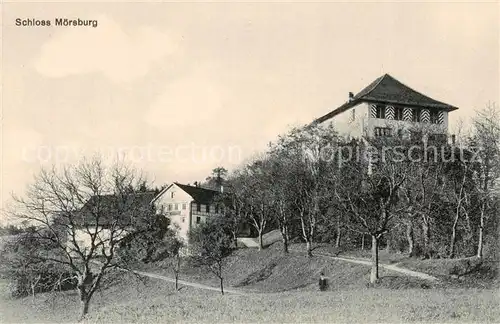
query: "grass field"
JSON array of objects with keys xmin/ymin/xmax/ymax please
[
  {"xmin": 1, "ymin": 272, "xmax": 498, "ymax": 323},
  {"xmin": 1, "ymin": 240, "xmax": 498, "ymax": 323}
]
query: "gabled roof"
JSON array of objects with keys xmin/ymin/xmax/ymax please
[
  {"xmin": 76, "ymin": 191, "xmax": 156, "ymax": 227},
  {"xmin": 174, "ymin": 183, "xmax": 220, "ymax": 204},
  {"xmin": 152, "ymin": 182, "xmax": 221, "ymax": 205},
  {"xmin": 315, "ymin": 74, "xmax": 459, "ymax": 124}
]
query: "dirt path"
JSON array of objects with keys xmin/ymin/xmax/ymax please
[
  {"xmin": 310, "ymin": 252, "xmax": 438, "ymax": 281},
  {"xmin": 132, "ymin": 270, "xmax": 247, "ymax": 295}
]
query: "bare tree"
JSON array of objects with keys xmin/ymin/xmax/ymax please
[
  {"xmin": 188, "ymin": 216, "xmax": 233, "ymax": 295},
  {"xmin": 336, "ymin": 138, "xmax": 408, "ymax": 283},
  {"xmin": 275, "ymin": 124, "xmax": 339, "ymax": 257},
  {"xmin": 7, "ymin": 157, "xmax": 151, "ymax": 320},
  {"xmin": 470, "ymin": 103, "xmax": 500, "ymax": 258},
  {"xmin": 444, "ymin": 152, "xmax": 474, "ymax": 259},
  {"xmin": 401, "ymin": 147, "xmax": 447, "ymax": 257},
  {"xmin": 214, "ymin": 181, "xmax": 246, "ymax": 249},
  {"xmin": 236, "ymin": 161, "xmax": 274, "ymax": 251}
]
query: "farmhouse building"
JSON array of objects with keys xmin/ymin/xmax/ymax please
[
  {"xmin": 314, "ymin": 74, "xmax": 459, "ymax": 143},
  {"xmin": 151, "ymin": 182, "xmax": 223, "ymax": 242},
  {"xmin": 66, "ymin": 191, "xmax": 156, "ymax": 256}
]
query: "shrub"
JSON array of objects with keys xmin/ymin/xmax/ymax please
[{"xmin": 0, "ymin": 232, "xmax": 77, "ymax": 298}]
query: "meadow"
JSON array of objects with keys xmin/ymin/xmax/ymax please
[{"xmin": 1, "ymin": 241, "xmax": 499, "ymax": 323}]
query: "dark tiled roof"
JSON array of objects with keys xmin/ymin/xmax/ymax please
[
  {"xmin": 174, "ymin": 182, "xmax": 220, "ymax": 204},
  {"xmin": 315, "ymin": 74, "xmax": 459, "ymax": 124},
  {"xmin": 77, "ymin": 191, "xmax": 156, "ymax": 227}
]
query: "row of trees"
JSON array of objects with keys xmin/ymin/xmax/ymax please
[
  {"xmin": 1, "ymin": 105, "xmax": 498, "ymax": 319},
  {"xmin": 215, "ymin": 105, "xmax": 500, "ymax": 283}
]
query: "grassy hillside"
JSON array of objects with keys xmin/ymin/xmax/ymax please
[
  {"xmin": 1, "ymin": 237, "xmax": 498, "ymax": 323},
  {"xmin": 142, "ymin": 242, "xmax": 438, "ymax": 292},
  {"xmin": 2, "ymin": 274, "xmax": 498, "ymax": 323}
]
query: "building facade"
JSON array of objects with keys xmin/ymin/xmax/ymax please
[
  {"xmin": 65, "ymin": 191, "xmax": 156, "ymax": 257},
  {"xmin": 314, "ymin": 74, "xmax": 459, "ymax": 143},
  {"xmin": 151, "ymin": 182, "xmax": 223, "ymax": 242}
]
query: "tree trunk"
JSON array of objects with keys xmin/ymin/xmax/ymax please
[
  {"xmin": 281, "ymin": 225, "xmax": 289, "ymax": 254},
  {"xmin": 175, "ymin": 255, "xmax": 181, "ymax": 291},
  {"xmin": 370, "ymin": 235, "xmax": 379, "ymax": 284},
  {"xmin": 477, "ymin": 203, "xmax": 485, "ymax": 258},
  {"xmin": 450, "ymin": 170, "xmax": 466, "ymax": 259},
  {"xmin": 449, "ymin": 213, "xmax": 460, "ymax": 258},
  {"xmin": 422, "ymin": 216, "xmax": 430, "ymax": 257},
  {"xmin": 361, "ymin": 234, "xmax": 365, "ymax": 250},
  {"xmin": 79, "ymin": 295, "xmax": 90, "ymax": 320},
  {"xmin": 258, "ymin": 231, "xmax": 264, "ymax": 250},
  {"xmin": 306, "ymin": 240, "xmax": 313, "ymax": 257},
  {"xmin": 31, "ymin": 283, "xmax": 36, "ymax": 303},
  {"xmin": 219, "ymin": 277, "xmax": 224, "ymax": 295},
  {"xmin": 385, "ymin": 233, "xmax": 391, "ymax": 253},
  {"xmin": 406, "ymin": 221, "xmax": 414, "ymax": 257},
  {"xmin": 233, "ymin": 231, "xmax": 238, "ymax": 248},
  {"xmin": 335, "ymin": 215, "xmax": 341, "ymax": 248}
]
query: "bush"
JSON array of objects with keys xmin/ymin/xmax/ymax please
[{"xmin": 0, "ymin": 232, "xmax": 77, "ymax": 298}]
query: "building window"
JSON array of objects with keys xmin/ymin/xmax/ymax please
[
  {"xmin": 174, "ymin": 203, "xmax": 178, "ymax": 210},
  {"xmin": 374, "ymin": 127, "xmax": 392, "ymax": 137},
  {"xmin": 395, "ymin": 107, "xmax": 404, "ymax": 120},
  {"xmin": 412, "ymin": 108, "xmax": 421, "ymax": 122},
  {"xmin": 376, "ymin": 105, "xmax": 385, "ymax": 119},
  {"xmin": 182, "ymin": 203, "xmax": 187, "ymax": 210},
  {"xmin": 168, "ymin": 204, "xmax": 172, "ymax": 211},
  {"xmin": 206, "ymin": 205, "xmax": 210, "ymax": 213},
  {"xmin": 196, "ymin": 216, "xmax": 201, "ymax": 224},
  {"xmin": 171, "ymin": 192, "xmax": 174, "ymax": 198},
  {"xmin": 430, "ymin": 110, "xmax": 439, "ymax": 124},
  {"xmin": 196, "ymin": 203, "xmax": 201, "ymax": 212}
]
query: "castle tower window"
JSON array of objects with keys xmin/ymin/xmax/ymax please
[
  {"xmin": 412, "ymin": 108, "xmax": 421, "ymax": 122},
  {"xmin": 430, "ymin": 110, "xmax": 440, "ymax": 124},
  {"xmin": 374, "ymin": 127, "xmax": 392, "ymax": 137},
  {"xmin": 376, "ymin": 105, "xmax": 385, "ymax": 119},
  {"xmin": 395, "ymin": 107, "xmax": 404, "ymax": 120}
]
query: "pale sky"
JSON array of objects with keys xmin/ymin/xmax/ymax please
[{"xmin": 1, "ymin": 1, "xmax": 499, "ymax": 221}]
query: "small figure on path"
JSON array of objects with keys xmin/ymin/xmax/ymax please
[{"xmin": 318, "ymin": 271, "xmax": 328, "ymax": 291}]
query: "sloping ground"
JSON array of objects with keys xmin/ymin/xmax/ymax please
[
  {"xmin": 398, "ymin": 257, "xmax": 499, "ymax": 289},
  {"xmin": 3, "ymin": 273, "xmax": 498, "ymax": 323},
  {"xmin": 2, "ymin": 264, "xmax": 498, "ymax": 323},
  {"xmin": 306, "ymin": 243, "xmax": 497, "ymax": 288},
  {"xmin": 145, "ymin": 242, "xmax": 437, "ymax": 293},
  {"xmin": 2, "ymin": 271, "xmax": 498, "ymax": 323},
  {"xmin": 288, "ymin": 243, "xmax": 438, "ymax": 281},
  {"xmin": 237, "ymin": 229, "xmax": 282, "ymax": 248}
]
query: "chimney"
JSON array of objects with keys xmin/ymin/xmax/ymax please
[
  {"xmin": 348, "ymin": 92, "xmax": 354, "ymax": 102},
  {"xmin": 193, "ymin": 181, "xmax": 198, "ymax": 187}
]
